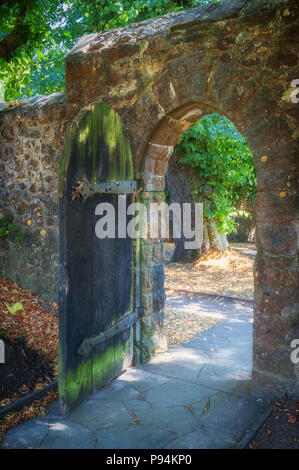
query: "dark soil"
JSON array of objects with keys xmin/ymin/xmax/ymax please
[
  {"xmin": 0, "ymin": 336, "xmax": 54, "ymax": 401},
  {"xmin": 248, "ymin": 399, "xmax": 299, "ymax": 449}
]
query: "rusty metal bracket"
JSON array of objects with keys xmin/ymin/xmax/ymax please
[
  {"xmin": 77, "ymin": 309, "xmax": 139, "ymax": 356},
  {"xmin": 77, "ymin": 179, "xmax": 137, "ymax": 200}
]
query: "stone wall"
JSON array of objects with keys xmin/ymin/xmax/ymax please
[
  {"xmin": 64, "ymin": 0, "xmax": 299, "ymax": 397},
  {"xmin": 0, "ymin": 94, "xmax": 68, "ymax": 301}
]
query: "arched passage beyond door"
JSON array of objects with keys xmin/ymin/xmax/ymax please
[{"xmin": 62, "ymin": 0, "xmax": 299, "ymax": 402}]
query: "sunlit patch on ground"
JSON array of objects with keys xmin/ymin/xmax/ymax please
[
  {"xmin": 163, "ymin": 242, "xmax": 255, "ymax": 346},
  {"xmin": 164, "ymin": 242, "xmax": 254, "ymax": 301},
  {"xmin": 164, "ymin": 304, "xmax": 220, "ymax": 346}
]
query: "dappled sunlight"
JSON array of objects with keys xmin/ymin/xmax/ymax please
[
  {"xmin": 225, "ymin": 317, "xmax": 250, "ymax": 324},
  {"xmin": 164, "ymin": 304, "xmax": 223, "ymax": 346},
  {"xmin": 133, "ymin": 327, "xmax": 253, "ymax": 392},
  {"xmin": 164, "ymin": 292, "xmax": 253, "ymax": 347},
  {"xmin": 49, "ymin": 422, "xmax": 70, "ymax": 432},
  {"xmin": 164, "ymin": 242, "xmax": 255, "ymax": 303},
  {"xmin": 163, "ymin": 243, "xmax": 254, "ymax": 343},
  {"xmin": 152, "ymin": 348, "xmax": 211, "ymax": 364}
]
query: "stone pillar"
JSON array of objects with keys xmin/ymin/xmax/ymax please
[
  {"xmin": 133, "ymin": 189, "xmax": 168, "ymax": 363},
  {"xmin": 133, "ymin": 138, "xmax": 178, "ymax": 363},
  {"xmin": 252, "ymin": 133, "xmax": 299, "ymax": 398}
]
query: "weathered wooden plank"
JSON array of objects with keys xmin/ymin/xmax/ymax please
[{"xmin": 91, "ymin": 192, "xmax": 134, "ymax": 392}]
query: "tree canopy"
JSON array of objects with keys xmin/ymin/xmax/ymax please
[
  {"xmin": 0, "ymin": 0, "xmax": 218, "ymax": 101},
  {"xmin": 1, "ymin": 2, "xmax": 256, "ymax": 236}
]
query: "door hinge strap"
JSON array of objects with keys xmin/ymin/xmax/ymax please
[
  {"xmin": 77, "ymin": 309, "xmax": 139, "ymax": 356},
  {"xmin": 77, "ymin": 179, "xmax": 137, "ymax": 200}
]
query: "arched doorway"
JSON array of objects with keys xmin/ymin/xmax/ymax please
[
  {"xmin": 63, "ymin": 0, "xmax": 299, "ymax": 401},
  {"xmin": 136, "ymin": 98, "xmax": 298, "ymax": 399}
]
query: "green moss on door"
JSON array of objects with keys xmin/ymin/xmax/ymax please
[
  {"xmin": 59, "ymin": 101, "xmax": 134, "ymax": 195},
  {"xmin": 58, "ymin": 100, "xmax": 135, "ymax": 412},
  {"xmin": 59, "ymin": 340, "xmax": 132, "ymax": 411}
]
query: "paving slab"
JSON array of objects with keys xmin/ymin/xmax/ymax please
[
  {"xmin": 191, "ymin": 391, "xmax": 269, "ymax": 439},
  {"xmin": 144, "ymin": 379, "xmax": 218, "ymax": 408},
  {"xmin": 195, "ymin": 365, "xmax": 252, "ymax": 393},
  {"xmin": 96, "ymin": 424, "xmax": 175, "ymax": 449},
  {"xmin": 1, "ymin": 419, "xmax": 49, "ymax": 449},
  {"xmin": 40, "ymin": 420, "xmax": 96, "ymax": 449},
  {"xmin": 67, "ymin": 396, "xmax": 134, "ymax": 432},
  {"xmin": 130, "ymin": 405, "xmax": 199, "ymax": 435},
  {"xmin": 139, "ymin": 347, "xmax": 212, "ymax": 382},
  {"xmin": 117, "ymin": 368, "xmax": 171, "ymax": 392},
  {"xmin": 1, "ymin": 295, "xmax": 272, "ymax": 449},
  {"xmin": 164, "ymin": 425, "xmax": 237, "ymax": 449}
]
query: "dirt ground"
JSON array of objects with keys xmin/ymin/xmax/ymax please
[
  {"xmin": 164, "ymin": 242, "xmax": 255, "ymax": 302},
  {"xmin": 0, "ymin": 336, "xmax": 54, "ymax": 402},
  {"xmin": 247, "ymin": 399, "xmax": 299, "ymax": 449},
  {"xmin": 0, "ymin": 279, "xmax": 58, "ymax": 378},
  {"xmin": 0, "ymin": 278, "xmax": 58, "ymax": 441}
]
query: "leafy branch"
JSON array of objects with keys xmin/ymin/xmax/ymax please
[
  {"xmin": 0, "ymin": 217, "xmax": 24, "ymax": 242},
  {"xmin": 176, "ymin": 113, "xmax": 256, "ymax": 234}
]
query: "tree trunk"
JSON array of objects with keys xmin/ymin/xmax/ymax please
[
  {"xmin": 166, "ymin": 149, "xmax": 228, "ymax": 262},
  {"xmin": 227, "ymin": 199, "xmax": 256, "ymax": 243}
]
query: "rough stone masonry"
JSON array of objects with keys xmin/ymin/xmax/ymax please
[{"xmin": 0, "ymin": 0, "xmax": 298, "ymax": 398}]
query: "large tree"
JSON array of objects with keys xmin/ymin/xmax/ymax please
[{"xmin": 166, "ymin": 114, "xmax": 256, "ymax": 262}]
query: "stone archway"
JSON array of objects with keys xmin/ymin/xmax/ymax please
[{"xmin": 64, "ymin": 0, "xmax": 299, "ymax": 399}]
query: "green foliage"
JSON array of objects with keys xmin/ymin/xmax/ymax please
[
  {"xmin": 6, "ymin": 302, "xmax": 23, "ymax": 315},
  {"xmin": 0, "ymin": 0, "xmax": 219, "ymax": 100},
  {"xmin": 176, "ymin": 114, "xmax": 256, "ymax": 234},
  {"xmin": 0, "ymin": 217, "xmax": 24, "ymax": 242}
]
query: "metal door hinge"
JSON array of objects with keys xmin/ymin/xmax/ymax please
[
  {"xmin": 75, "ymin": 179, "xmax": 137, "ymax": 200},
  {"xmin": 77, "ymin": 309, "xmax": 139, "ymax": 356}
]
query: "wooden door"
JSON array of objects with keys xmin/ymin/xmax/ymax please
[{"xmin": 58, "ymin": 102, "xmax": 137, "ymax": 411}]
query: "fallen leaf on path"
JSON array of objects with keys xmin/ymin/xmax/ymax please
[{"xmin": 288, "ymin": 415, "xmax": 296, "ymax": 424}]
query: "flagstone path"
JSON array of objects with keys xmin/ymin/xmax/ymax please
[{"xmin": 1, "ymin": 295, "xmax": 272, "ymax": 449}]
